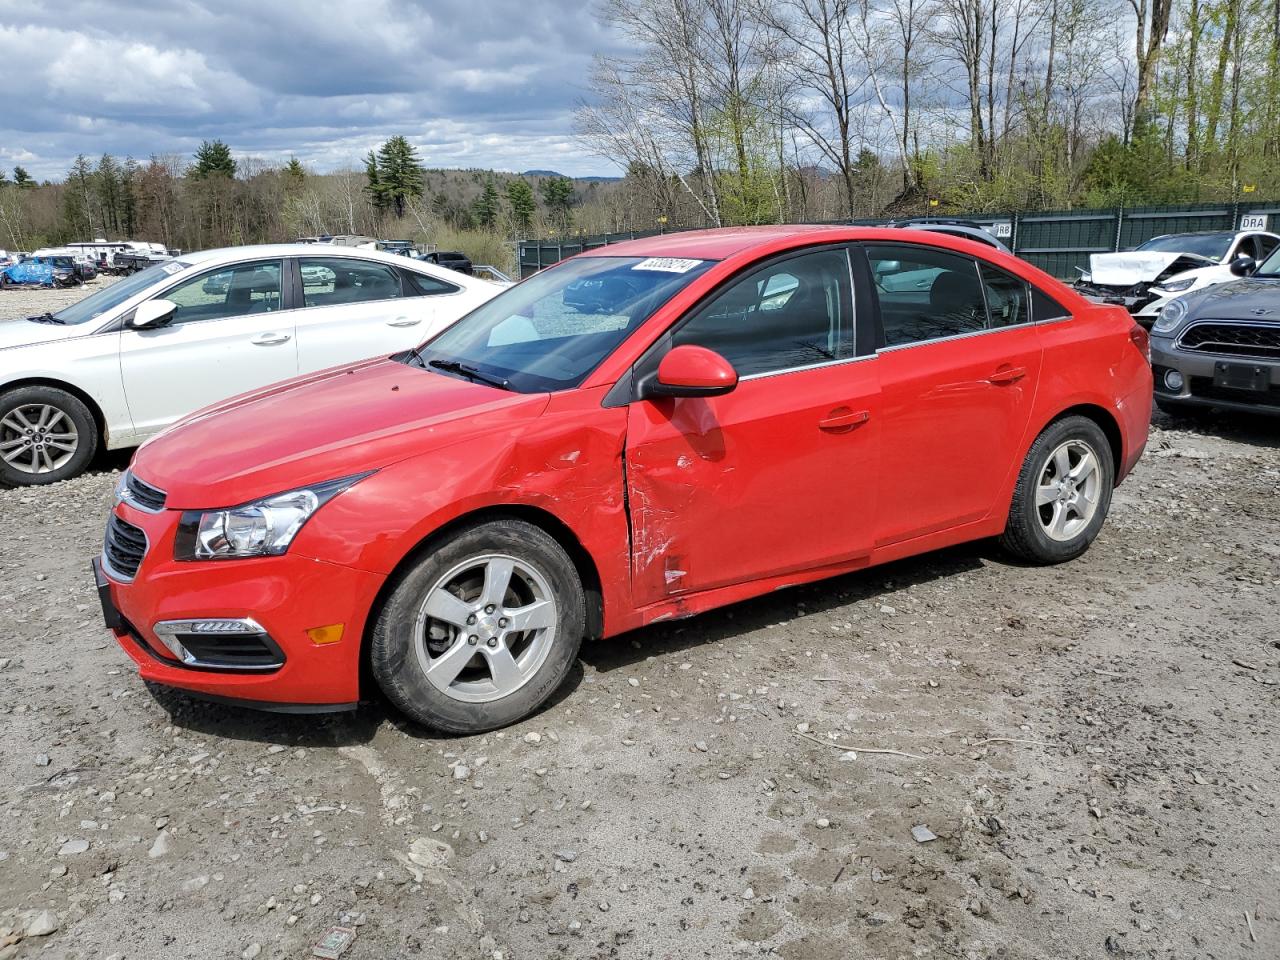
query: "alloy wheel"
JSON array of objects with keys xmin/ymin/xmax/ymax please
[
  {"xmin": 413, "ymin": 553, "xmax": 558, "ymax": 703},
  {"xmin": 0, "ymin": 404, "xmax": 80, "ymax": 475},
  {"xmin": 1036, "ymin": 439, "xmax": 1101, "ymax": 542}
]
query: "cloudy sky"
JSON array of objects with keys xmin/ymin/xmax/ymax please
[{"xmin": 0, "ymin": 0, "xmax": 626, "ymax": 181}]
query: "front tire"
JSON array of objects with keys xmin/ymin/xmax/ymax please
[
  {"xmin": 0, "ymin": 386, "xmax": 98, "ymax": 486},
  {"xmin": 999, "ymin": 416, "xmax": 1114, "ymax": 564},
  {"xmin": 371, "ymin": 518, "xmax": 586, "ymax": 734}
]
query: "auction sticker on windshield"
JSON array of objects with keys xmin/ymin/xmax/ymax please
[{"xmin": 632, "ymin": 257, "xmax": 704, "ymax": 273}]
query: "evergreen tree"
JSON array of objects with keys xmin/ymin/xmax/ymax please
[
  {"xmin": 370, "ymin": 136, "xmax": 425, "ymax": 217},
  {"xmin": 506, "ymin": 178, "xmax": 536, "ymax": 233},
  {"xmin": 473, "ymin": 177, "xmax": 501, "ymax": 229},
  {"xmin": 95, "ymin": 154, "xmax": 124, "ymax": 233},
  {"xmin": 12, "ymin": 166, "xmax": 35, "ymax": 188},
  {"xmin": 191, "ymin": 140, "xmax": 236, "ymax": 179},
  {"xmin": 63, "ymin": 155, "xmax": 97, "ymax": 237},
  {"xmin": 284, "ymin": 157, "xmax": 306, "ymax": 192},
  {"xmin": 540, "ymin": 176, "xmax": 575, "ymax": 230}
]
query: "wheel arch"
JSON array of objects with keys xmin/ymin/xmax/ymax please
[
  {"xmin": 358, "ymin": 503, "xmax": 607, "ymax": 696},
  {"xmin": 0, "ymin": 376, "xmax": 110, "ymax": 448},
  {"xmin": 1042, "ymin": 403, "xmax": 1124, "ymax": 481}
]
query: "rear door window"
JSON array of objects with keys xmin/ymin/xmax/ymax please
[
  {"xmin": 866, "ymin": 245, "xmax": 986, "ymax": 346},
  {"xmin": 300, "ymin": 258, "xmax": 403, "ymax": 307},
  {"xmin": 978, "ymin": 264, "xmax": 1029, "ymax": 328}
]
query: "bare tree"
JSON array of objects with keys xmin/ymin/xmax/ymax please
[{"xmin": 1127, "ymin": 0, "xmax": 1174, "ymax": 139}]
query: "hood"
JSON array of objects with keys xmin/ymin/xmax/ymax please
[
  {"xmin": 1178, "ymin": 277, "xmax": 1280, "ymax": 322},
  {"xmin": 132, "ymin": 357, "xmax": 551, "ymax": 508},
  {"xmin": 0, "ymin": 316, "xmax": 100, "ymax": 351},
  {"xmin": 1087, "ymin": 251, "xmax": 1216, "ymax": 286}
]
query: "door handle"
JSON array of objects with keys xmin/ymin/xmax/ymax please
[
  {"xmin": 818, "ymin": 408, "xmax": 870, "ymax": 432},
  {"xmin": 251, "ymin": 333, "xmax": 291, "ymax": 346},
  {"xmin": 986, "ymin": 365, "xmax": 1026, "ymax": 385},
  {"xmin": 386, "ymin": 317, "xmax": 421, "ymax": 327}
]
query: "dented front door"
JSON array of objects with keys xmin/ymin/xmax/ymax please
[{"xmin": 623, "ymin": 360, "xmax": 880, "ymax": 608}]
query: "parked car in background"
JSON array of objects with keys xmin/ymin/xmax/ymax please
[
  {"xmin": 887, "ymin": 218, "xmax": 1013, "ymax": 254},
  {"xmin": 1150, "ymin": 249, "xmax": 1280, "ymax": 417},
  {"xmin": 0, "ymin": 244, "xmax": 503, "ymax": 485},
  {"xmin": 1075, "ymin": 230, "xmax": 1280, "ymax": 327},
  {"xmin": 2, "ymin": 255, "xmax": 79, "ymax": 288},
  {"xmin": 95, "ymin": 226, "xmax": 1152, "ymax": 732},
  {"xmin": 112, "ymin": 250, "xmax": 173, "ymax": 275},
  {"xmin": 420, "ymin": 250, "xmax": 474, "ymax": 275}
]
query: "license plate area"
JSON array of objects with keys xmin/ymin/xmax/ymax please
[
  {"xmin": 92, "ymin": 557, "xmax": 124, "ymax": 631},
  {"xmin": 1213, "ymin": 361, "xmax": 1270, "ymax": 392}
]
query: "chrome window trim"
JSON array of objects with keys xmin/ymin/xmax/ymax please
[
  {"xmin": 875, "ymin": 319, "xmax": 1036, "ymax": 354},
  {"xmin": 739, "ymin": 352, "xmax": 876, "ymax": 382}
]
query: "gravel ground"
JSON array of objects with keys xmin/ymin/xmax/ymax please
[
  {"xmin": 1, "ymin": 285, "xmax": 1277, "ymax": 960},
  {"xmin": 0, "ymin": 275, "xmax": 120, "ymax": 316}
]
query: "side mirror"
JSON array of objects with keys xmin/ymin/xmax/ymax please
[
  {"xmin": 641, "ymin": 345, "xmax": 739, "ymax": 400},
  {"xmin": 129, "ymin": 299, "xmax": 177, "ymax": 330},
  {"xmin": 1230, "ymin": 255, "xmax": 1257, "ymax": 277}
]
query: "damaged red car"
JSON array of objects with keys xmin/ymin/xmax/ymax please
[{"xmin": 96, "ymin": 227, "xmax": 1152, "ymax": 733}]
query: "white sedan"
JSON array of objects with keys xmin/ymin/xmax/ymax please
[{"xmin": 0, "ymin": 244, "xmax": 503, "ymax": 485}]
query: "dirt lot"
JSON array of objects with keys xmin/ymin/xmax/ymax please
[{"xmin": 0, "ymin": 283, "xmax": 1277, "ymax": 960}]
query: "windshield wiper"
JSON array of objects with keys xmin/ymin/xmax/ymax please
[
  {"xmin": 26, "ymin": 312, "xmax": 66, "ymax": 325},
  {"xmin": 427, "ymin": 358, "xmax": 510, "ymax": 390}
]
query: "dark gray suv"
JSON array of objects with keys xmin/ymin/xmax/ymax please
[{"xmin": 1150, "ymin": 252, "xmax": 1280, "ymax": 416}]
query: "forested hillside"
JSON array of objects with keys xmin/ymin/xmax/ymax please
[{"xmin": 2, "ymin": 0, "xmax": 1273, "ymax": 268}]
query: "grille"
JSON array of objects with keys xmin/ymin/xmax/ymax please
[
  {"xmin": 1177, "ymin": 321, "xmax": 1280, "ymax": 359},
  {"xmin": 124, "ymin": 471, "xmax": 167, "ymax": 512},
  {"xmin": 103, "ymin": 514, "xmax": 147, "ymax": 580}
]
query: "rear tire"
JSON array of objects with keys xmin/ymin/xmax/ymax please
[
  {"xmin": 371, "ymin": 518, "xmax": 585, "ymax": 734},
  {"xmin": 999, "ymin": 416, "xmax": 1114, "ymax": 565},
  {"xmin": 0, "ymin": 385, "xmax": 98, "ymax": 486}
]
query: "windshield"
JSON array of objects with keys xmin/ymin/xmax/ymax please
[
  {"xmin": 52, "ymin": 261, "xmax": 189, "ymax": 326},
  {"xmin": 415, "ymin": 255, "xmax": 716, "ymax": 392},
  {"xmin": 1135, "ymin": 233, "xmax": 1233, "ymax": 260},
  {"xmin": 1257, "ymin": 246, "xmax": 1280, "ymax": 277}
]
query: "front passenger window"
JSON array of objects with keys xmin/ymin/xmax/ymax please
[
  {"xmin": 671, "ymin": 249, "xmax": 852, "ymax": 377},
  {"xmin": 162, "ymin": 261, "xmax": 282, "ymax": 324}
]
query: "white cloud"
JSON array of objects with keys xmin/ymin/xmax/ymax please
[{"xmin": 0, "ymin": 1, "xmax": 625, "ymax": 179}]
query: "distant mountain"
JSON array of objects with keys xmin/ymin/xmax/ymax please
[{"xmin": 522, "ymin": 169, "xmax": 624, "ymax": 183}]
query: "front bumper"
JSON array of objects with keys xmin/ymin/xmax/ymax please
[
  {"xmin": 1151, "ymin": 336, "xmax": 1280, "ymax": 415},
  {"xmin": 97, "ymin": 501, "xmax": 386, "ymax": 710}
]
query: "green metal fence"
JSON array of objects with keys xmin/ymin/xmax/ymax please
[{"xmin": 518, "ymin": 200, "xmax": 1280, "ymax": 279}]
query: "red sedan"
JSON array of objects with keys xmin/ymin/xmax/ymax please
[{"xmin": 95, "ymin": 227, "xmax": 1152, "ymax": 732}]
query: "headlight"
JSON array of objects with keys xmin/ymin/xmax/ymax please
[
  {"xmin": 175, "ymin": 473, "xmax": 372, "ymax": 560},
  {"xmin": 1157, "ymin": 277, "xmax": 1195, "ymax": 293},
  {"xmin": 1152, "ymin": 297, "xmax": 1188, "ymax": 334}
]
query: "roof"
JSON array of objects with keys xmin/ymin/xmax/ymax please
[
  {"xmin": 170, "ymin": 243, "xmax": 497, "ymax": 289},
  {"xmin": 583, "ymin": 224, "xmax": 1012, "ymax": 261},
  {"xmin": 179, "ymin": 243, "xmax": 414, "ymax": 266},
  {"xmin": 591, "ymin": 225, "xmax": 852, "ymax": 261}
]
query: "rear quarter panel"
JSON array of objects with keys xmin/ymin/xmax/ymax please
[{"xmin": 1022, "ymin": 304, "xmax": 1152, "ymax": 485}]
